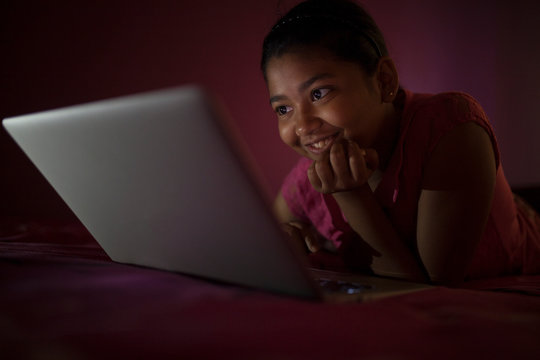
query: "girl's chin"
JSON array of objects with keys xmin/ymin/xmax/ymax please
[{"xmin": 300, "ymin": 150, "xmax": 330, "ymax": 162}]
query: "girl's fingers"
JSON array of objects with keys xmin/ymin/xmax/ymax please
[
  {"xmin": 305, "ymin": 234, "xmax": 323, "ymax": 253},
  {"xmin": 280, "ymin": 223, "xmax": 306, "ymax": 252},
  {"xmin": 307, "ymin": 161, "xmax": 323, "ymax": 191},
  {"xmin": 347, "ymin": 141, "xmax": 367, "ymax": 183},
  {"xmin": 330, "ymin": 142, "xmax": 350, "ymax": 185},
  {"xmin": 348, "ymin": 142, "xmax": 380, "ymax": 184},
  {"xmin": 287, "ymin": 221, "xmax": 324, "ymax": 253},
  {"xmin": 364, "ymin": 148, "xmax": 380, "ymax": 170},
  {"xmin": 314, "ymin": 157, "xmax": 334, "ymax": 193},
  {"xmin": 308, "ymin": 143, "xmax": 380, "ymax": 193}
]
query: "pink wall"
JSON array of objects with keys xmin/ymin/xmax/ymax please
[
  {"xmin": 364, "ymin": 0, "xmax": 540, "ymax": 188},
  {"xmin": 1, "ymin": 0, "xmax": 539, "ymax": 219}
]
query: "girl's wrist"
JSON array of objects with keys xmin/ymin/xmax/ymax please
[{"xmin": 331, "ymin": 183, "xmax": 373, "ymax": 203}]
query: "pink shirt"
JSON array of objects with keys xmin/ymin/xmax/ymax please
[{"xmin": 281, "ymin": 90, "xmax": 540, "ymax": 279}]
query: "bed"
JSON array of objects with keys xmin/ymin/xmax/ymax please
[{"xmin": 1, "ymin": 216, "xmax": 539, "ymax": 360}]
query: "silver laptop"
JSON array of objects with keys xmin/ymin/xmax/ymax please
[{"xmin": 2, "ymin": 86, "xmax": 430, "ymax": 301}]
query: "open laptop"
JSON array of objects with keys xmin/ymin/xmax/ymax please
[{"xmin": 2, "ymin": 86, "xmax": 430, "ymax": 301}]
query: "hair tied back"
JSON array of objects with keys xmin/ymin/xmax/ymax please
[{"xmin": 270, "ymin": 13, "xmax": 383, "ymax": 58}]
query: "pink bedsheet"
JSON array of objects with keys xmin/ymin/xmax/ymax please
[{"xmin": 1, "ymin": 218, "xmax": 539, "ymax": 359}]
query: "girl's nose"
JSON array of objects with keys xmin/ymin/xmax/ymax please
[{"xmin": 295, "ymin": 110, "xmax": 321, "ymax": 136}]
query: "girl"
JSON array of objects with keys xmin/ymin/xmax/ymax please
[{"xmin": 261, "ymin": 0, "xmax": 540, "ymax": 285}]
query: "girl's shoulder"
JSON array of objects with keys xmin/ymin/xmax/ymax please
[
  {"xmin": 405, "ymin": 90, "xmax": 489, "ymax": 125},
  {"xmin": 403, "ymin": 90, "xmax": 494, "ymax": 144},
  {"xmin": 400, "ymin": 89, "xmax": 500, "ymax": 168}
]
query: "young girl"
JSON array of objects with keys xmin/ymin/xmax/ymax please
[{"xmin": 261, "ymin": 0, "xmax": 540, "ymax": 285}]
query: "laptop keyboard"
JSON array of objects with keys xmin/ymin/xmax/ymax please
[{"xmin": 317, "ymin": 278, "xmax": 373, "ymax": 294}]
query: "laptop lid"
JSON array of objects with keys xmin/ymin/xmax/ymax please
[{"xmin": 3, "ymin": 86, "xmax": 320, "ymax": 298}]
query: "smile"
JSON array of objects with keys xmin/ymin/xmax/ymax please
[{"xmin": 304, "ymin": 133, "xmax": 340, "ymax": 154}]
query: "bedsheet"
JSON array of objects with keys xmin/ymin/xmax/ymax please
[{"xmin": 1, "ymin": 218, "xmax": 539, "ymax": 360}]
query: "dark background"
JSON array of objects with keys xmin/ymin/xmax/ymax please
[{"xmin": 2, "ymin": 0, "xmax": 540, "ymax": 220}]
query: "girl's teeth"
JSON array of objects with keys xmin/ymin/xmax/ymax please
[{"xmin": 312, "ymin": 137, "xmax": 330, "ymax": 149}]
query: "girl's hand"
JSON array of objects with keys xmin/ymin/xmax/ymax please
[
  {"xmin": 307, "ymin": 140, "xmax": 379, "ymax": 194},
  {"xmin": 281, "ymin": 221, "xmax": 335, "ymax": 253},
  {"xmin": 281, "ymin": 221, "xmax": 345, "ymax": 271}
]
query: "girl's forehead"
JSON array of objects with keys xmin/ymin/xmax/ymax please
[
  {"xmin": 267, "ymin": 47, "xmax": 336, "ymax": 68},
  {"xmin": 266, "ymin": 50, "xmax": 367, "ymax": 90}
]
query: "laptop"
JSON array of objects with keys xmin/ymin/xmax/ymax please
[{"xmin": 2, "ymin": 86, "xmax": 430, "ymax": 301}]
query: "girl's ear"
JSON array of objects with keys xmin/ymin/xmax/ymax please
[{"xmin": 376, "ymin": 57, "xmax": 399, "ymax": 103}]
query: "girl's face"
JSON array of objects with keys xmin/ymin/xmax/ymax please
[{"xmin": 265, "ymin": 48, "xmax": 389, "ymax": 161}]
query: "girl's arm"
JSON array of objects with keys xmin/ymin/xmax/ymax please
[
  {"xmin": 416, "ymin": 122, "xmax": 496, "ymax": 285},
  {"xmin": 309, "ymin": 141, "xmax": 428, "ymax": 282},
  {"xmin": 332, "ymin": 186, "xmax": 428, "ymax": 282},
  {"xmin": 309, "ymin": 122, "xmax": 496, "ymax": 285}
]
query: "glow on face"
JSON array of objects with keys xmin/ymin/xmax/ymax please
[{"xmin": 265, "ymin": 50, "xmax": 384, "ymax": 160}]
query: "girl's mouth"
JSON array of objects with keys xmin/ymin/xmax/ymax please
[{"xmin": 304, "ymin": 133, "xmax": 340, "ymax": 155}]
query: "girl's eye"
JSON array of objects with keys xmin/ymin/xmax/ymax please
[
  {"xmin": 311, "ymin": 88, "xmax": 331, "ymax": 101},
  {"xmin": 275, "ymin": 105, "xmax": 292, "ymax": 116}
]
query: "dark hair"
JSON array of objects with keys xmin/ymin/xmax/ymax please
[{"xmin": 261, "ymin": 0, "xmax": 388, "ymax": 79}]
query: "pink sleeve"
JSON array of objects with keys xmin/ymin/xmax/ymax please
[
  {"xmin": 425, "ymin": 92, "xmax": 501, "ymax": 169},
  {"xmin": 280, "ymin": 158, "xmax": 312, "ymax": 222}
]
